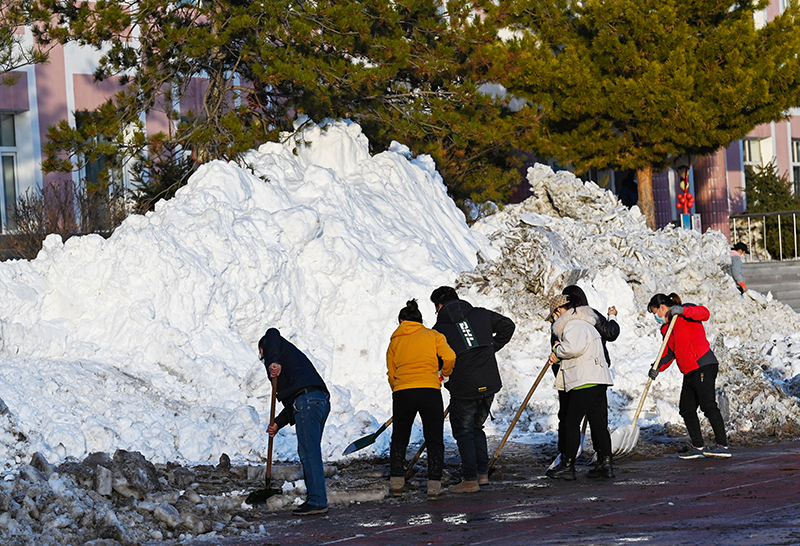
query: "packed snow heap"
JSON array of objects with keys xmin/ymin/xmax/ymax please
[{"xmin": 0, "ymin": 118, "xmax": 799, "ymax": 473}]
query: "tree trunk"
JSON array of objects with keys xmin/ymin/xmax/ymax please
[{"xmin": 637, "ymin": 165, "xmax": 656, "ymax": 230}]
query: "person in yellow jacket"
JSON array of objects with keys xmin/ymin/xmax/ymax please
[{"xmin": 387, "ymin": 299, "xmax": 456, "ymax": 500}]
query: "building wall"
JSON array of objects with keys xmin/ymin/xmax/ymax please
[
  {"xmin": 0, "ymin": 28, "xmax": 183, "ymax": 232},
  {"xmin": 693, "ymin": 150, "xmax": 731, "ymax": 238}
]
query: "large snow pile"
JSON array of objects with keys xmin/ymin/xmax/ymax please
[
  {"xmin": 0, "ymin": 119, "xmax": 490, "ymax": 468},
  {"xmin": 0, "ymin": 119, "xmax": 799, "ymax": 544},
  {"xmin": 0, "ymin": 119, "xmax": 799, "ymax": 472}
]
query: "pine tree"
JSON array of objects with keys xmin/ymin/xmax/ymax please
[
  {"xmin": 745, "ymin": 161, "xmax": 800, "ymax": 214},
  {"xmin": 487, "ymin": 0, "xmax": 800, "ymax": 228},
  {"xmin": 1, "ymin": 0, "xmax": 49, "ymax": 82},
  {"xmin": 32, "ymin": 0, "xmax": 530, "ymax": 212},
  {"xmin": 744, "ymin": 161, "xmax": 800, "ymax": 258}
]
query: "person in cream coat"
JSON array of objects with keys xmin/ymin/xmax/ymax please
[{"xmin": 545, "ymin": 294, "xmax": 614, "ymax": 480}]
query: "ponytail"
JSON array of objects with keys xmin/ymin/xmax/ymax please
[
  {"xmin": 398, "ymin": 299, "xmax": 423, "ymax": 323},
  {"xmin": 648, "ymin": 293, "xmax": 681, "ymax": 311}
]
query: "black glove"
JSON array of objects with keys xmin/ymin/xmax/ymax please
[
  {"xmin": 667, "ymin": 305, "xmax": 684, "ymax": 319},
  {"xmin": 648, "ymin": 367, "xmax": 659, "ymax": 380}
]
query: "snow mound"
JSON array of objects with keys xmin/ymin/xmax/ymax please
[
  {"xmin": 458, "ymin": 165, "xmax": 800, "ymax": 443},
  {"xmin": 0, "ymin": 120, "xmax": 799, "ymax": 475},
  {"xmin": 0, "ymin": 119, "xmax": 489, "ymax": 465}
]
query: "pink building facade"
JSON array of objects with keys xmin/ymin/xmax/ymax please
[{"xmin": 0, "ymin": 26, "xmax": 197, "ymax": 233}]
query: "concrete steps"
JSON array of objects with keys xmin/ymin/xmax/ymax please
[{"xmin": 743, "ymin": 261, "xmax": 800, "ymax": 311}]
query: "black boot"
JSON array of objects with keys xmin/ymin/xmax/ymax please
[
  {"xmin": 546, "ymin": 457, "xmax": 576, "ymax": 480},
  {"xmin": 587, "ymin": 455, "xmax": 615, "ymax": 479}
]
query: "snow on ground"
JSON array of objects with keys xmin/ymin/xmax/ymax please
[{"xmin": 0, "ymin": 118, "xmax": 799, "ymax": 479}]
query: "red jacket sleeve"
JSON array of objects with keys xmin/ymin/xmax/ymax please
[{"xmin": 682, "ymin": 305, "xmax": 709, "ymax": 322}]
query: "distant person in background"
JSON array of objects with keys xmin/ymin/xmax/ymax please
[
  {"xmin": 647, "ymin": 293, "xmax": 730, "ymax": 459},
  {"xmin": 386, "ymin": 299, "xmax": 455, "ymax": 500},
  {"xmin": 730, "ymin": 242, "xmax": 748, "ymax": 294},
  {"xmin": 430, "ymin": 286, "xmax": 515, "ymax": 494},
  {"xmin": 551, "ymin": 285, "xmax": 619, "ymax": 479},
  {"xmin": 260, "ymin": 328, "xmax": 331, "ymax": 515}
]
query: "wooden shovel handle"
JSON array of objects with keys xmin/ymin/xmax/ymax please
[
  {"xmin": 630, "ymin": 315, "xmax": 678, "ymax": 428},
  {"xmin": 266, "ymin": 375, "xmax": 278, "ymax": 485},
  {"xmin": 488, "ymin": 359, "xmax": 552, "ymax": 471}
]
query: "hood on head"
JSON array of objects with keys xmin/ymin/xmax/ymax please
[
  {"xmin": 436, "ymin": 299, "xmax": 473, "ymax": 324},
  {"xmin": 552, "ymin": 305, "xmax": 597, "ymax": 338}
]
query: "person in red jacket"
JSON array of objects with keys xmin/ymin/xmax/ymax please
[{"xmin": 648, "ymin": 293, "xmax": 730, "ymax": 459}]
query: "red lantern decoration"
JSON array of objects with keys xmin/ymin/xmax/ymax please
[{"xmin": 676, "ymin": 167, "xmax": 694, "ymax": 215}]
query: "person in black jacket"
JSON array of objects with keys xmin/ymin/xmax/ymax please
[
  {"xmin": 549, "ymin": 285, "xmax": 619, "ymax": 479},
  {"xmin": 430, "ymin": 286, "xmax": 515, "ymax": 493},
  {"xmin": 260, "ymin": 328, "xmax": 330, "ymax": 515}
]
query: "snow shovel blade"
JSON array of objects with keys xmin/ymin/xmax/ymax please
[
  {"xmin": 244, "ymin": 484, "xmax": 281, "ymax": 505},
  {"xmin": 343, "ymin": 417, "xmax": 392, "ymax": 455},
  {"xmin": 611, "ymin": 424, "xmax": 640, "ymax": 456},
  {"xmin": 548, "ymin": 432, "xmax": 585, "ymax": 470},
  {"xmin": 548, "ymin": 435, "xmax": 583, "ymax": 470},
  {"xmin": 548, "ymin": 417, "xmax": 588, "ymax": 470}
]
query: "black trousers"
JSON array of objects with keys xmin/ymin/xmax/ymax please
[
  {"xmin": 390, "ymin": 388, "xmax": 444, "ymax": 480},
  {"xmin": 560, "ymin": 385, "xmax": 612, "ymax": 460},
  {"xmin": 680, "ymin": 363, "xmax": 727, "ymax": 447}
]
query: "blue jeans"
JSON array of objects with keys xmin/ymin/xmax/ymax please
[
  {"xmin": 449, "ymin": 395, "xmax": 493, "ymax": 481},
  {"xmin": 293, "ymin": 390, "xmax": 330, "ymax": 507}
]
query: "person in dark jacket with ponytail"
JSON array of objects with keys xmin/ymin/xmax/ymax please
[
  {"xmin": 648, "ymin": 293, "xmax": 731, "ymax": 459},
  {"xmin": 430, "ymin": 286, "xmax": 515, "ymax": 494}
]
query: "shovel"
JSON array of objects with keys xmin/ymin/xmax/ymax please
[
  {"xmin": 488, "ymin": 359, "xmax": 552, "ymax": 473},
  {"xmin": 403, "ymin": 405, "xmax": 450, "ymax": 480},
  {"xmin": 611, "ymin": 315, "xmax": 677, "ymax": 457},
  {"xmin": 342, "ymin": 417, "xmax": 393, "ymax": 455},
  {"xmin": 245, "ymin": 375, "xmax": 282, "ymax": 505}
]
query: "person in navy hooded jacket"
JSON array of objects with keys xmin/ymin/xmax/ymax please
[{"xmin": 260, "ymin": 328, "xmax": 330, "ymax": 515}]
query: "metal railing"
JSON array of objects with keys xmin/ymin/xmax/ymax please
[{"xmin": 730, "ymin": 210, "xmax": 800, "ymax": 262}]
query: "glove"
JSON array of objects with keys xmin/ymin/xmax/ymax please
[
  {"xmin": 737, "ymin": 282, "xmax": 746, "ymax": 294},
  {"xmin": 667, "ymin": 305, "xmax": 684, "ymax": 319},
  {"xmin": 648, "ymin": 367, "xmax": 659, "ymax": 380}
]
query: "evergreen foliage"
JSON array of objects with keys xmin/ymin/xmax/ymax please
[
  {"xmin": 32, "ymin": 0, "xmax": 533, "ymax": 212},
  {"xmin": 130, "ymin": 140, "xmax": 197, "ymax": 213},
  {"xmin": 1, "ymin": 0, "xmax": 50, "ymax": 82},
  {"xmin": 743, "ymin": 161, "xmax": 800, "ymax": 259},
  {"xmin": 487, "ymin": 0, "xmax": 800, "ymax": 228},
  {"xmin": 745, "ymin": 161, "xmax": 800, "ymax": 214}
]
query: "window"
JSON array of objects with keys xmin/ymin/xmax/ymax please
[
  {"xmin": 743, "ymin": 139, "xmax": 762, "ymax": 166},
  {"xmin": 0, "ymin": 113, "xmax": 17, "ymax": 232},
  {"xmin": 74, "ymin": 110, "xmax": 117, "ymax": 192}
]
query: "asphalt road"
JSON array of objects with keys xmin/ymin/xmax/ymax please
[{"xmin": 169, "ymin": 439, "xmax": 800, "ymax": 546}]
